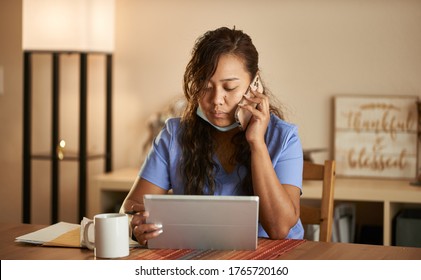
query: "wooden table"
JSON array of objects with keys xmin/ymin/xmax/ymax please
[
  {"xmin": 277, "ymin": 239, "xmax": 421, "ymax": 260},
  {"xmin": 1, "ymin": 223, "xmax": 420, "ymax": 260}
]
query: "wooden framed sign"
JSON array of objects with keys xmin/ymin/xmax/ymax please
[{"xmin": 334, "ymin": 95, "xmax": 419, "ymax": 179}]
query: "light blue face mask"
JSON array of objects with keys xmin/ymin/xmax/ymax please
[{"xmin": 196, "ymin": 106, "xmax": 239, "ymax": 132}]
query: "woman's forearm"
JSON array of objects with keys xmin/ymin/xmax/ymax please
[{"xmin": 250, "ymin": 142, "xmax": 300, "ymax": 239}]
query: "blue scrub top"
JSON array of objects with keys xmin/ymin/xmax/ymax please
[{"xmin": 139, "ymin": 114, "xmax": 304, "ymax": 239}]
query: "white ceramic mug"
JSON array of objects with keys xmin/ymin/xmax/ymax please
[{"xmin": 83, "ymin": 213, "xmax": 130, "ymax": 258}]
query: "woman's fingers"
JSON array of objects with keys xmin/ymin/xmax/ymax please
[
  {"xmin": 130, "ymin": 210, "xmax": 148, "ymax": 226},
  {"xmin": 133, "ymin": 223, "xmax": 163, "ymax": 246},
  {"xmin": 128, "ymin": 205, "xmax": 163, "ymax": 246},
  {"xmin": 241, "ymin": 88, "xmax": 268, "ymax": 111},
  {"xmin": 130, "ymin": 203, "xmax": 145, "ymax": 214}
]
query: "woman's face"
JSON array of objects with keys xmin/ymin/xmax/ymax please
[{"xmin": 198, "ymin": 54, "xmax": 252, "ymax": 128}]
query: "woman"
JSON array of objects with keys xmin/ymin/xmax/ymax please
[{"xmin": 121, "ymin": 27, "xmax": 304, "ymax": 246}]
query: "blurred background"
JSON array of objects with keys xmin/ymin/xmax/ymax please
[{"xmin": 0, "ymin": 1, "xmax": 420, "ymax": 246}]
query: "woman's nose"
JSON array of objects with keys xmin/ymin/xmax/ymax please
[{"xmin": 212, "ymin": 88, "xmax": 225, "ymax": 105}]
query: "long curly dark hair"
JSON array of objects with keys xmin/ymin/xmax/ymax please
[{"xmin": 179, "ymin": 27, "xmax": 283, "ymax": 195}]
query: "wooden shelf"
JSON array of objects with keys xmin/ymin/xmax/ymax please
[
  {"xmin": 31, "ymin": 152, "xmax": 106, "ymax": 161},
  {"xmin": 303, "ymin": 178, "xmax": 421, "ymax": 203},
  {"xmin": 302, "ymin": 177, "xmax": 421, "ymax": 245}
]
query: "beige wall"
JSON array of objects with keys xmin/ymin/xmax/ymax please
[
  {"xmin": 1, "ymin": 0, "xmax": 421, "ymax": 224},
  {"xmin": 0, "ymin": 0, "xmax": 23, "ymax": 223}
]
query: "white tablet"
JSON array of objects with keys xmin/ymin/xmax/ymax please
[{"xmin": 143, "ymin": 194, "xmax": 259, "ymax": 250}]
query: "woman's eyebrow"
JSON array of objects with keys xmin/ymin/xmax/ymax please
[{"xmin": 219, "ymin": 77, "xmax": 239, "ymax": 82}]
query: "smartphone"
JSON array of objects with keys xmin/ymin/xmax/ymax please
[{"xmin": 235, "ymin": 74, "xmax": 264, "ymax": 130}]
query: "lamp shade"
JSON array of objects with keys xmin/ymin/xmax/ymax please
[{"xmin": 23, "ymin": 0, "xmax": 115, "ymax": 52}]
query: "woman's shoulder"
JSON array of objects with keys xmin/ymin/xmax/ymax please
[
  {"xmin": 266, "ymin": 114, "xmax": 302, "ymax": 156},
  {"xmin": 165, "ymin": 117, "xmax": 181, "ymax": 126},
  {"xmin": 164, "ymin": 117, "xmax": 182, "ymax": 133},
  {"xmin": 268, "ymin": 114, "xmax": 299, "ymax": 136},
  {"xmin": 153, "ymin": 117, "xmax": 181, "ymax": 144}
]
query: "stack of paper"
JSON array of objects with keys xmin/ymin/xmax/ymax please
[
  {"xmin": 15, "ymin": 219, "xmax": 139, "ymax": 248},
  {"xmin": 15, "ymin": 222, "xmax": 82, "ymax": 247}
]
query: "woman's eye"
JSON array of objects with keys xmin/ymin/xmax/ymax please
[{"xmin": 225, "ymin": 87, "xmax": 238, "ymax": 92}]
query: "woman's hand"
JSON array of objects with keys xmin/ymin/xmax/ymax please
[
  {"xmin": 127, "ymin": 203, "xmax": 163, "ymax": 246},
  {"xmin": 121, "ymin": 178, "xmax": 167, "ymax": 246},
  {"xmin": 120, "ymin": 177, "xmax": 167, "ymax": 245},
  {"xmin": 238, "ymin": 88, "xmax": 270, "ymax": 146}
]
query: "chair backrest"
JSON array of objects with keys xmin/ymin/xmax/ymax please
[{"xmin": 301, "ymin": 160, "xmax": 336, "ymax": 242}]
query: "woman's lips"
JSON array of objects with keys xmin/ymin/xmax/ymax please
[{"xmin": 212, "ymin": 111, "xmax": 227, "ymax": 118}]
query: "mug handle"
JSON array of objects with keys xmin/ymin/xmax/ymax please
[{"xmin": 83, "ymin": 221, "xmax": 95, "ymax": 250}]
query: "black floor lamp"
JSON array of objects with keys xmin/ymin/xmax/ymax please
[{"xmin": 22, "ymin": 0, "xmax": 115, "ymax": 224}]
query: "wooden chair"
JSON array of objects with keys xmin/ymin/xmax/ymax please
[{"xmin": 301, "ymin": 160, "xmax": 336, "ymax": 242}]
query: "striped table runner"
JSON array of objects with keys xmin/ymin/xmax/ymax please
[{"xmin": 129, "ymin": 238, "xmax": 306, "ymax": 260}]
